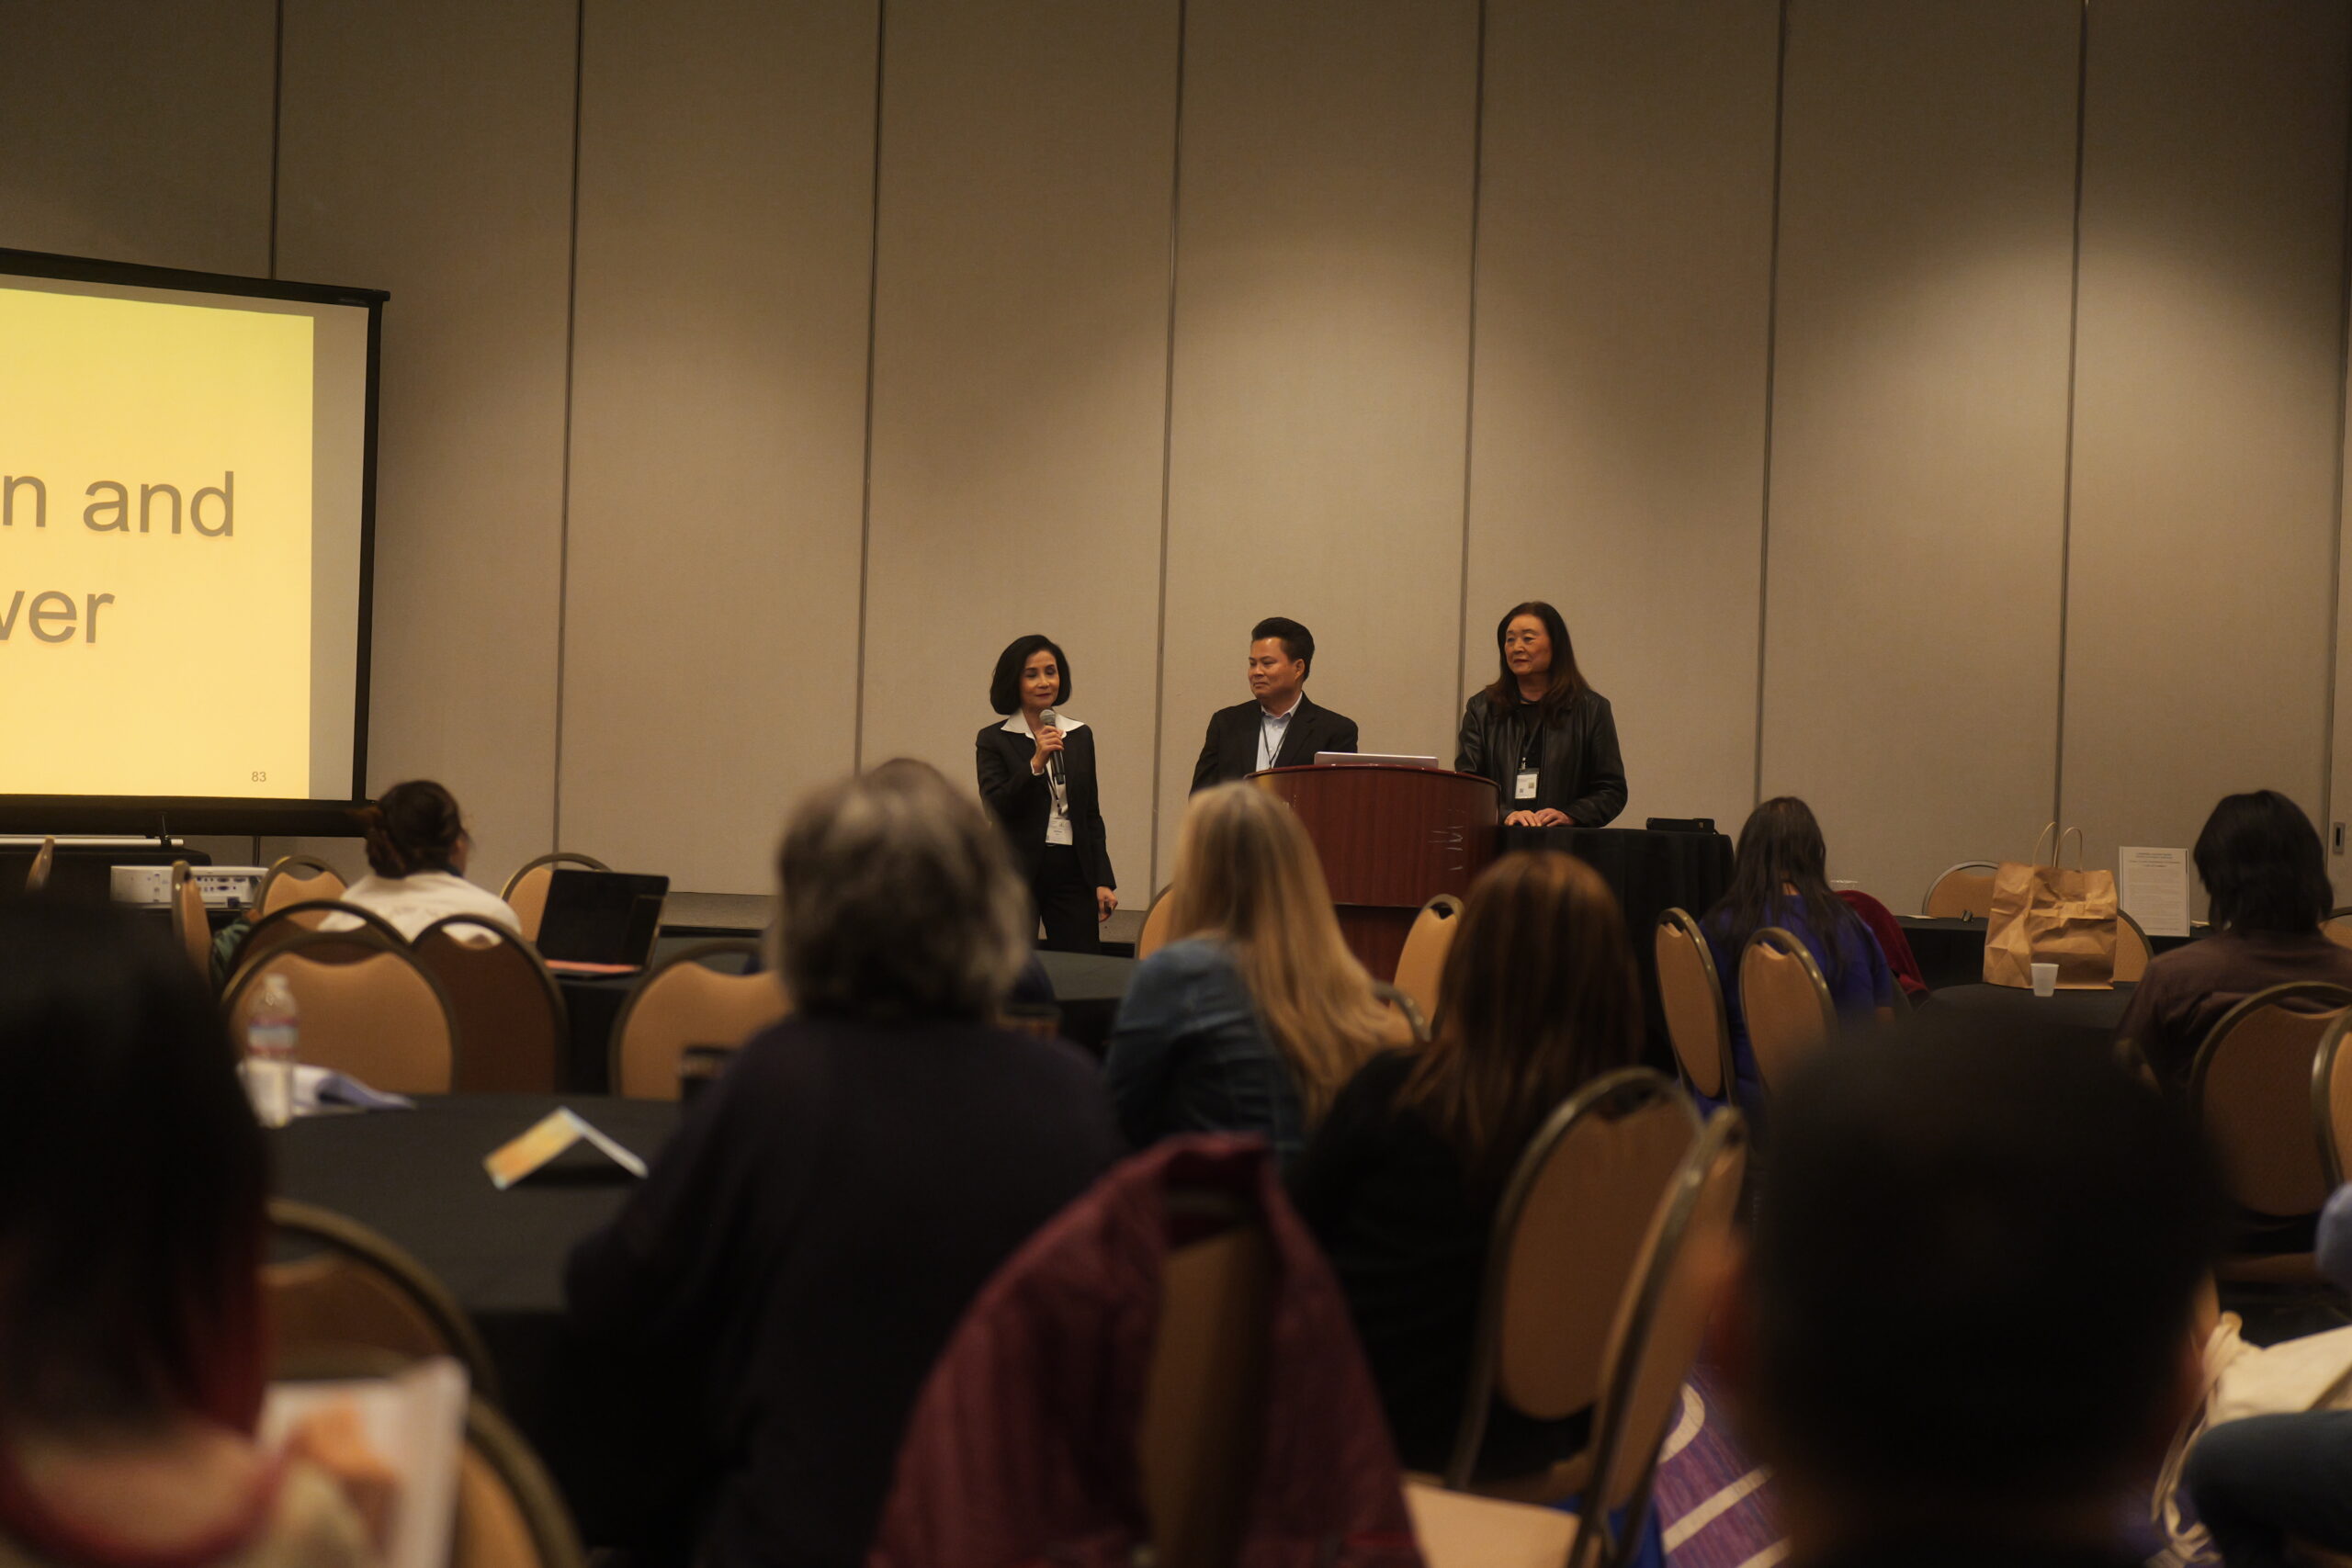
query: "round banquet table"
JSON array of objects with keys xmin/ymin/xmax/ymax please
[
  {"xmin": 1911, "ymin": 981, "xmax": 2134, "ymax": 1052},
  {"xmin": 269, "ymin": 1094, "xmax": 680, "ymax": 1461}
]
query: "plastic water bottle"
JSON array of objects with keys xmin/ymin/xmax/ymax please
[{"xmin": 246, "ymin": 974, "xmax": 299, "ymax": 1129}]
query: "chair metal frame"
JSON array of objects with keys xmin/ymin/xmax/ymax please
[
  {"xmin": 1373, "ymin": 981, "xmax": 1430, "ymax": 1043},
  {"xmin": 1442, "ymin": 1067, "xmax": 1700, "ymax": 1494},
  {"xmin": 1920, "ymin": 860, "xmax": 2000, "ymax": 919},
  {"xmin": 413, "ymin": 914, "xmax": 571, "ymax": 1094},
  {"xmin": 2324, "ymin": 906, "xmax": 2352, "ymax": 952},
  {"xmin": 267, "ymin": 1199, "xmax": 502, "ymax": 1404},
  {"xmin": 254, "ymin": 853, "xmax": 348, "ymax": 915},
  {"xmin": 1737, "ymin": 926, "xmax": 1836, "ymax": 1092},
  {"xmin": 1654, "ymin": 908, "xmax": 1735, "ymax": 1103},
  {"xmin": 170, "ymin": 860, "xmax": 212, "ymax": 976},
  {"xmin": 225, "ymin": 927, "xmax": 462, "ymax": 1093},
  {"xmin": 608, "ymin": 938, "xmax": 776, "ymax": 1098},
  {"xmin": 498, "ymin": 851, "xmax": 612, "ymax": 903},
  {"xmin": 2189, "ymin": 982, "xmax": 2352, "ymax": 1221},
  {"xmin": 227, "ymin": 899, "xmax": 412, "ymax": 988},
  {"xmin": 2314, "ymin": 1011, "xmax": 2352, "ymax": 1188}
]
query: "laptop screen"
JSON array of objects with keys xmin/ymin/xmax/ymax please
[{"xmin": 536, "ymin": 869, "xmax": 670, "ymax": 965}]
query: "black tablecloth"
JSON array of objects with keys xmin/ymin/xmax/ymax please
[
  {"xmin": 1897, "ymin": 918, "xmax": 2200, "ymax": 993},
  {"xmin": 270, "ymin": 1094, "xmax": 680, "ymax": 1449},
  {"xmin": 1912, "ymin": 982, "xmax": 2134, "ymax": 1052},
  {"xmin": 1499, "ymin": 826, "xmax": 1736, "ymax": 1068}
]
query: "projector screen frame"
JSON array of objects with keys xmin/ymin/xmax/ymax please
[{"xmin": 0, "ymin": 247, "xmax": 388, "ymax": 837}]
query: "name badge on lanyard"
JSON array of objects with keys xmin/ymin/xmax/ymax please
[{"xmin": 1514, "ymin": 770, "xmax": 1539, "ymax": 801}]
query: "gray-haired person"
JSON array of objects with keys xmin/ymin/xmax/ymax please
[{"xmin": 561, "ymin": 760, "xmax": 1125, "ymax": 1568}]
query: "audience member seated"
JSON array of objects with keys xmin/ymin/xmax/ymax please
[
  {"xmin": 324, "ymin": 779, "xmax": 519, "ymax": 941},
  {"xmin": 2185, "ymin": 1180, "xmax": 2352, "ymax": 1568},
  {"xmin": 1102, "ymin": 782, "xmax": 1390, "ymax": 1170},
  {"xmin": 559, "ymin": 761, "xmax": 1125, "ymax": 1568},
  {"xmin": 1702, "ymin": 797, "xmax": 1895, "ymax": 1112},
  {"xmin": 2117, "ymin": 789, "xmax": 2352, "ymax": 1088},
  {"xmin": 0, "ymin": 901, "xmax": 376, "ymax": 1568},
  {"xmin": 1291, "ymin": 850, "xmax": 1642, "ymax": 1477},
  {"xmin": 1714, "ymin": 1020, "xmax": 2223, "ymax": 1568}
]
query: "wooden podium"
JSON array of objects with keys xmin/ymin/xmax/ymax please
[{"xmin": 1250, "ymin": 762, "xmax": 1499, "ymax": 980}]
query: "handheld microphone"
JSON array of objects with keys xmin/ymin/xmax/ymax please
[{"xmin": 1041, "ymin": 708, "xmax": 1068, "ymax": 791}]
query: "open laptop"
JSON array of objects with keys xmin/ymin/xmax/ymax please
[
  {"xmin": 1312, "ymin": 752, "xmax": 1442, "ymax": 769},
  {"xmin": 537, "ymin": 869, "xmax": 670, "ymax": 974}
]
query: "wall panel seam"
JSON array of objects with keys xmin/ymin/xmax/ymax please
[
  {"xmin": 852, "ymin": 0, "xmax": 890, "ymax": 777},
  {"xmin": 552, "ymin": 0, "xmax": 585, "ymax": 848},
  {"xmin": 1453, "ymin": 0, "xmax": 1488, "ymax": 726},
  {"xmin": 2052, "ymin": 0, "xmax": 2087, "ymax": 830},
  {"xmin": 1752, "ymin": 0, "xmax": 1791, "ymax": 807},
  {"xmin": 1147, "ymin": 0, "xmax": 1191, "ymax": 896},
  {"xmin": 2323, "ymin": 9, "xmax": 2352, "ymax": 845}
]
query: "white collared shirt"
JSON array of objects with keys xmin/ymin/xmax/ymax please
[
  {"xmin": 1004, "ymin": 712, "xmax": 1086, "ymax": 845},
  {"xmin": 1256, "ymin": 693, "xmax": 1302, "ymax": 772}
]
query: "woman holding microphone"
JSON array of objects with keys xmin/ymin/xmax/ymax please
[
  {"xmin": 1455, "ymin": 601, "xmax": 1627, "ymax": 829},
  {"xmin": 976, "ymin": 634, "xmax": 1116, "ymax": 953}
]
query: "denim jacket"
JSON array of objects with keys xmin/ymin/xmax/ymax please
[{"xmin": 1102, "ymin": 937, "xmax": 1305, "ymax": 1170}]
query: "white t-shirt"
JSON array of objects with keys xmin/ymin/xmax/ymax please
[{"xmin": 323, "ymin": 871, "xmax": 522, "ymax": 942}]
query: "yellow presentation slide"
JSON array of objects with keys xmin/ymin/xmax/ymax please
[{"xmin": 0, "ymin": 287, "xmax": 313, "ymax": 797}]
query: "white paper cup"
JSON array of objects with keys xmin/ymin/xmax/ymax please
[{"xmin": 2030, "ymin": 962, "xmax": 2058, "ymax": 998}]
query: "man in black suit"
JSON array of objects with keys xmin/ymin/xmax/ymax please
[{"xmin": 1190, "ymin": 616, "xmax": 1360, "ymax": 793}]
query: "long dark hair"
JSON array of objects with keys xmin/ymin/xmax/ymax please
[
  {"xmin": 361, "ymin": 778, "xmax": 466, "ymax": 877},
  {"xmin": 989, "ymin": 634, "xmax": 1070, "ymax": 716},
  {"xmin": 1398, "ymin": 852, "xmax": 1642, "ymax": 1198},
  {"xmin": 2195, "ymin": 790, "xmax": 2333, "ymax": 934},
  {"xmin": 1705, "ymin": 796, "xmax": 1862, "ymax": 983},
  {"xmin": 0, "ymin": 900, "xmax": 268, "ymax": 1437},
  {"xmin": 1480, "ymin": 601, "xmax": 1589, "ymax": 720}
]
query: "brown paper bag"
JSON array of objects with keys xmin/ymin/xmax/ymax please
[{"xmin": 1983, "ymin": 823, "xmax": 2120, "ymax": 989}]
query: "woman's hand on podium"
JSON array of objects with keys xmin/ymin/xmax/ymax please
[{"xmin": 1504, "ymin": 808, "xmax": 1575, "ymax": 829}]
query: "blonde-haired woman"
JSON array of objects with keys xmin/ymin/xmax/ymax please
[{"xmin": 1102, "ymin": 783, "xmax": 1392, "ymax": 1170}]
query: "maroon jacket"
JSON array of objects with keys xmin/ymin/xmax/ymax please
[
  {"xmin": 868, "ymin": 1135, "xmax": 1427, "ymax": 1568},
  {"xmin": 1838, "ymin": 889, "xmax": 1929, "ymax": 1000}
]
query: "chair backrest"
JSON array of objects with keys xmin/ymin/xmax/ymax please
[
  {"xmin": 413, "ymin": 917, "xmax": 571, "ymax": 1093},
  {"xmin": 2325, "ymin": 907, "xmax": 2352, "ymax": 953},
  {"xmin": 2114, "ymin": 909, "xmax": 2153, "ymax": 985},
  {"xmin": 1136, "ymin": 884, "xmax": 1179, "ymax": 962},
  {"xmin": 1137, "ymin": 1215, "xmax": 1275, "ymax": 1568},
  {"xmin": 225, "ymin": 931, "xmax": 458, "ymax": 1094},
  {"xmin": 25, "ymin": 836, "xmax": 54, "ymax": 893},
  {"xmin": 456, "ymin": 1397, "xmax": 587, "ymax": 1568},
  {"xmin": 1573, "ymin": 1111, "xmax": 1748, "ymax": 1568},
  {"xmin": 498, "ymin": 852, "xmax": 612, "ymax": 943},
  {"xmin": 1654, "ymin": 910, "xmax": 1733, "ymax": 1103},
  {"xmin": 1446, "ymin": 1069, "xmax": 1702, "ymax": 1490},
  {"xmin": 256, "ymin": 854, "xmax": 348, "ymax": 918},
  {"xmin": 1393, "ymin": 893, "xmax": 1464, "ymax": 1032},
  {"xmin": 232, "ymin": 899, "xmax": 410, "ymax": 980},
  {"xmin": 171, "ymin": 860, "xmax": 211, "ymax": 976},
  {"xmin": 1921, "ymin": 861, "xmax": 1998, "ymax": 919},
  {"xmin": 611, "ymin": 940, "xmax": 790, "ymax": 1099},
  {"xmin": 266, "ymin": 1200, "xmax": 500, "ymax": 1402},
  {"xmin": 2192, "ymin": 981, "xmax": 2352, "ymax": 1220},
  {"xmin": 1737, "ymin": 928, "xmax": 1835, "ymax": 1092},
  {"xmin": 2315, "ymin": 1012, "xmax": 2352, "ymax": 1189}
]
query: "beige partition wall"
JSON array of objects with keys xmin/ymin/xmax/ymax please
[
  {"xmin": 560, "ymin": 0, "xmax": 880, "ymax": 893},
  {"xmin": 0, "ymin": 0, "xmax": 276, "ymax": 274},
  {"xmin": 276, "ymin": 0, "xmax": 578, "ymax": 886},
  {"xmin": 1464, "ymin": 0, "xmax": 1779, "ymax": 834},
  {"xmin": 2063, "ymin": 0, "xmax": 2349, "ymax": 892},
  {"xmin": 1154, "ymin": 0, "xmax": 1480, "ymax": 881},
  {"xmin": 1759, "ymin": 0, "xmax": 2081, "ymax": 907},
  {"xmin": 858, "ymin": 0, "xmax": 1180, "ymax": 902}
]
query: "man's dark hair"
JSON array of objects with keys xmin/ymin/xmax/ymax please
[
  {"xmin": 2194, "ymin": 789, "xmax": 2333, "ymax": 935},
  {"xmin": 988, "ymin": 633, "xmax": 1070, "ymax": 716},
  {"xmin": 1250, "ymin": 616, "xmax": 1315, "ymax": 677},
  {"xmin": 1749, "ymin": 1021, "xmax": 2223, "ymax": 1512}
]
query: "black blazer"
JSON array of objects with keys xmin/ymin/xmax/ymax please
[
  {"xmin": 977, "ymin": 720, "xmax": 1115, "ymax": 891},
  {"xmin": 1454, "ymin": 686, "xmax": 1627, "ymax": 826},
  {"xmin": 1190, "ymin": 694, "xmax": 1361, "ymax": 794}
]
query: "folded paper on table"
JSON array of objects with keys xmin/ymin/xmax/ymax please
[
  {"xmin": 1984, "ymin": 823, "xmax": 2120, "ymax": 990},
  {"xmin": 240, "ymin": 1063, "xmax": 414, "ymax": 1117},
  {"xmin": 258, "ymin": 1358, "xmax": 469, "ymax": 1568},
  {"xmin": 484, "ymin": 1106, "xmax": 650, "ymax": 1190}
]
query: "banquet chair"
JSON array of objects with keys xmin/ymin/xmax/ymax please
[
  {"xmin": 2114, "ymin": 909, "xmax": 2153, "ymax": 985},
  {"xmin": 1408, "ymin": 1111, "xmax": 1749, "ymax": 1568},
  {"xmin": 2191, "ymin": 981, "xmax": 2352, "ymax": 1285},
  {"xmin": 499, "ymin": 852, "xmax": 611, "ymax": 944},
  {"xmin": 1435, "ymin": 1069, "xmax": 1701, "ymax": 1506},
  {"xmin": 24, "ymin": 836, "xmax": 54, "ymax": 893},
  {"xmin": 1654, "ymin": 910, "xmax": 1733, "ymax": 1105},
  {"xmin": 1138, "ymin": 1202, "xmax": 1275, "ymax": 1568},
  {"xmin": 1393, "ymin": 894, "xmax": 1464, "ymax": 1033},
  {"xmin": 1374, "ymin": 982, "xmax": 1429, "ymax": 1046},
  {"xmin": 414, "ymin": 916, "xmax": 569, "ymax": 1093},
  {"xmin": 1136, "ymin": 885, "xmax": 1179, "ymax": 962},
  {"xmin": 230, "ymin": 899, "xmax": 409, "ymax": 982},
  {"xmin": 2315, "ymin": 1012, "xmax": 2352, "ymax": 1188},
  {"xmin": 611, "ymin": 940, "xmax": 789, "ymax": 1100},
  {"xmin": 225, "ymin": 928, "xmax": 458, "ymax": 1094},
  {"xmin": 255, "ymin": 853, "xmax": 347, "ymax": 918},
  {"xmin": 170, "ymin": 860, "xmax": 211, "ymax": 976},
  {"xmin": 2325, "ymin": 907, "xmax": 2352, "ymax": 952},
  {"xmin": 1737, "ymin": 929, "xmax": 1835, "ymax": 1093},
  {"xmin": 1920, "ymin": 862, "xmax": 1999, "ymax": 919},
  {"xmin": 266, "ymin": 1200, "xmax": 501, "ymax": 1403}
]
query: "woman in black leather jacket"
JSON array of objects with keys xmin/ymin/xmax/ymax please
[{"xmin": 1454, "ymin": 601, "xmax": 1627, "ymax": 828}]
